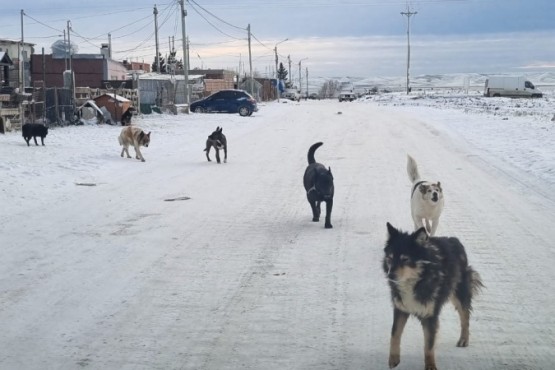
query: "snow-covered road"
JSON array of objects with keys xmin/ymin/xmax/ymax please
[{"xmin": 1, "ymin": 99, "xmax": 554, "ymax": 369}]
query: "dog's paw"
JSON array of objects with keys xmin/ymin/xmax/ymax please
[
  {"xmin": 456, "ymin": 337, "xmax": 469, "ymax": 347},
  {"xmin": 388, "ymin": 354, "xmax": 400, "ymax": 368},
  {"xmin": 312, "ymin": 217, "xmax": 319, "ymax": 222},
  {"xmin": 325, "ymin": 223, "xmax": 333, "ymax": 229}
]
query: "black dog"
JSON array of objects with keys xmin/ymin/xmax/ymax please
[
  {"xmin": 303, "ymin": 142, "xmax": 334, "ymax": 228},
  {"xmin": 121, "ymin": 107, "xmax": 135, "ymax": 126},
  {"xmin": 383, "ymin": 223, "xmax": 483, "ymax": 370},
  {"xmin": 204, "ymin": 126, "xmax": 227, "ymax": 163},
  {"xmin": 22, "ymin": 123, "xmax": 48, "ymax": 146}
]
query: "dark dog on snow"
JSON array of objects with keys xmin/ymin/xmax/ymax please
[
  {"xmin": 22, "ymin": 123, "xmax": 48, "ymax": 146},
  {"xmin": 383, "ymin": 223, "xmax": 483, "ymax": 370},
  {"xmin": 204, "ymin": 126, "xmax": 227, "ymax": 163},
  {"xmin": 121, "ymin": 107, "xmax": 135, "ymax": 126},
  {"xmin": 303, "ymin": 142, "xmax": 334, "ymax": 228}
]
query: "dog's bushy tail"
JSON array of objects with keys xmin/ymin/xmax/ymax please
[
  {"xmin": 308, "ymin": 142, "xmax": 323, "ymax": 164},
  {"xmin": 118, "ymin": 135, "xmax": 123, "ymax": 146},
  {"xmin": 460, "ymin": 265, "xmax": 484, "ymax": 311},
  {"xmin": 407, "ymin": 154, "xmax": 421, "ymax": 183},
  {"xmin": 469, "ymin": 267, "xmax": 484, "ymax": 297}
]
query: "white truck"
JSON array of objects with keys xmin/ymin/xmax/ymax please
[{"xmin": 484, "ymin": 76, "xmax": 543, "ymax": 98}]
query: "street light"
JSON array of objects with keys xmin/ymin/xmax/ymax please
[
  {"xmin": 274, "ymin": 38, "xmax": 288, "ymax": 102},
  {"xmin": 298, "ymin": 58, "xmax": 308, "ymax": 95}
]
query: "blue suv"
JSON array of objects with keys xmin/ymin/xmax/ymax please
[{"xmin": 190, "ymin": 89, "xmax": 258, "ymax": 116}]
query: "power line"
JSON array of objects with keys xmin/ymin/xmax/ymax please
[
  {"xmin": 188, "ymin": 1, "xmax": 246, "ymax": 40},
  {"xmin": 188, "ymin": 0, "xmax": 246, "ymax": 31}
]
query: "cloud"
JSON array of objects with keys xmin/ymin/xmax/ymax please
[{"xmin": 188, "ymin": 31, "xmax": 555, "ymax": 78}]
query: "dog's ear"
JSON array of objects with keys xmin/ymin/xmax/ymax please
[
  {"xmin": 218, "ymin": 127, "xmax": 223, "ymax": 132},
  {"xmin": 413, "ymin": 227, "xmax": 429, "ymax": 245},
  {"xmin": 386, "ymin": 222, "xmax": 399, "ymax": 238},
  {"xmin": 328, "ymin": 167, "xmax": 333, "ymax": 177},
  {"xmin": 419, "ymin": 184, "xmax": 428, "ymax": 195},
  {"xmin": 436, "ymin": 182, "xmax": 442, "ymax": 191}
]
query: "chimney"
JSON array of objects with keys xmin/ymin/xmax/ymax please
[{"xmin": 100, "ymin": 44, "xmax": 110, "ymax": 59}]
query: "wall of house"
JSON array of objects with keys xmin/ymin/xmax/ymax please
[
  {"xmin": 0, "ymin": 40, "xmax": 34, "ymax": 89},
  {"xmin": 106, "ymin": 59, "xmax": 128, "ymax": 81},
  {"xmin": 31, "ymin": 55, "xmax": 109, "ymax": 88}
]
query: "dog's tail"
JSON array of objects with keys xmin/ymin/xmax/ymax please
[
  {"xmin": 407, "ymin": 154, "xmax": 421, "ymax": 183},
  {"xmin": 469, "ymin": 267, "xmax": 484, "ymax": 297},
  {"xmin": 307, "ymin": 142, "xmax": 323, "ymax": 164},
  {"xmin": 118, "ymin": 135, "xmax": 123, "ymax": 146},
  {"xmin": 461, "ymin": 265, "xmax": 484, "ymax": 311}
]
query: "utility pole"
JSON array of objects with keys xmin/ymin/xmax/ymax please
[
  {"xmin": 67, "ymin": 20, "xmax": 75, "ymax": 112},
  {"xmin": 186, "ymin": 36, "xmax": 190, "ymax": 72},
  {"xmin": 179, "ymin": 0, "xmax": 190, "ymax": 113},
  {"xmin": 298, "ymin": 58, "xmax": 307, "ymax": 94},
  {"xmin": 274, "ymin": 38, "xmax": 288, "ymax": 102},
  {"xmin": 63, "ymin": 29, "xmax": 68, "ymax": 70},
  {"xmin": 154, "ymin": 5, "xmax": 160, "ymax": 73},
  {"xmin": 248, "ymin": 24, "xmax": 253, "ymax": 96},
  {"xmin": 401, "ymin": 5, "xmax": 417, "ymax": 95},
  {"xmin": 287, "ymin": 55, "xmax": 291, "ymax": 88},
  {"xmin": 298, "ymin": 62, "xmax": 301, "ymax": 93},
  {"xmin": 20, "ymin": 9, "xmax": 25, "ymax": 93},
  {"xmin": 274, "ymin": 46, "xmax": 279, "ymax": 101},
  {"xmin": 305, "ymin": 67, "xmax": 309, "ymax": 100}
]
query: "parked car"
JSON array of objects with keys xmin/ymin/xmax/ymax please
[
  {"xmin": 190, "ymin": 89, "xmax": 258, "ymax": 116},
  {"xmin": 283, "ymin": 90, "xmax": 301, "ymax": 102},
  {"xmin": 308, "ymin": 93, "xmax": 320, "ymax": 100},
  {"xmin": 338, "ymin": 92, "xmax": 356, "ymax": 102}
]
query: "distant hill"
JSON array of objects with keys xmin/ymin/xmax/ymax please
[{"xmin": 308, "ymin": 71, "xmax": 555, "ymax": 95}]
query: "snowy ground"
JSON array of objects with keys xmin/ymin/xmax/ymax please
[{"xmin": 1, "ymin": 95, "xmax": 554, "ymax": 370}]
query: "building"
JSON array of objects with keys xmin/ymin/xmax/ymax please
[
  {"xmin": 30, "ymin": 51, "xmax": 128, "ymax": 89},
  {"xmin": 189, "ymin": 69, "xmax": 236, "ymax": 96},
  {"xmin": 123, "ymin": 60, "xmax": 151, "ymax": 73},
  {"xmin": 0, "ymin": 39, "xmax": 35, "ymax": 89}
]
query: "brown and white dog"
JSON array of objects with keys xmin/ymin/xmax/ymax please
[
  {"xmin": 407, "ymin": 155, "xmax": 444, "ymax": 236},
  {"xmin": 118, "ymin": 126, "xmax": 150, "ymax": 162}
]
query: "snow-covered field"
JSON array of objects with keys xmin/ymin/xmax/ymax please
[{"xmin": 1, "ymin": 94, "xmax": 554, "ymax": 370}]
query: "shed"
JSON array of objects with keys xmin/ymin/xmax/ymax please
[{"xmin": 93, "ymin": 93, "xmax": 131, "ymax": 124}]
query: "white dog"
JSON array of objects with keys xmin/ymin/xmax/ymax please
[
  {"xmin": 118, "ymin": 126, "xmax": 151, "ymax": 162},
  {"xmin": 407, "ymin": 155, "xmax": 444, "ymax": 236}
]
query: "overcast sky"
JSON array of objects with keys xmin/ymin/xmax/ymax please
[{"xmin": 1, "ymin": 0, "xmax": 554, "ymax": 79}]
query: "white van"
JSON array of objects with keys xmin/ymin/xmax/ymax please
[
  {"xmin": 338, "ymin": 92, "xmax": 356, "ymax": 102},
  {"xmin": 484, "ymin": 76, "xmax": 543, "ymax": 98}
]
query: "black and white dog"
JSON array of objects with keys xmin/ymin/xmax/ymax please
[
  {"xmin": 204, "ymin": 126, "xmax": 227, "ymax": 163},
  {"xmin": 303, "ymin": 142, "xmax": 334, "ymax": 229},
  {"xmin": 383, "ymin": 223, "xmax": 483, "ymax": 370},
  {"xmin": 407, "ymin": 155, "xmax": 444, "ymax": 236},
  {"xmin": 22, "ymin": 123, "xmax": 48, "ymax": 146}
]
